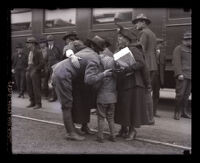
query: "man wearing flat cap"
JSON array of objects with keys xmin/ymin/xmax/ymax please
[
  {"xmin": 52, "ymin": 35, "xmax": 107, "ymax": 140},
  {"xmin": 12, "ymin": 43, "xmax": 28, "ymax": 98},
  {"xmin": 26, "ymin": 37, "xmax": 44, "ymax": 109},
  {"xmin": 46, "ymin": 35, "xmax": 62, "ymax": 102},
  {"xmin": 173, "ymin": 31, "xmax": 192, "ymax": 120}
]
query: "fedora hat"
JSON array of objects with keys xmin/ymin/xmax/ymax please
[
  {"xmin": 47, "ymin": 35, "xmax": 54, "ymax": 41},
  {"xmin": 87, "ymin": 35, "xmax": 106, "ymax": 51},
  {"xmin": 183, "ymin": 31, "xmax": 192, "ymax": 40},
  {"xmin": 39, "ymin": 37, "xmax": 47, "ymax": 44},
  {"xmin": 26, "ymin": 37, "xmax": 37, "ymax": 43},
  {"xmin": 132, "ymin": 13, "xmax": 151, "ymax": 25},
  {"xmin": 62, "ymin": 31, "xmax": 77, "ymax": 40},
  {"xmin": 16, "ymin": 43, "xmax": 23, "ymax": 49}
]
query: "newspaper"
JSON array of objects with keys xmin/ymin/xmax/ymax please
[{"xmin": 113, "ymin": 47, "xmax": 136, "ymax": 68}]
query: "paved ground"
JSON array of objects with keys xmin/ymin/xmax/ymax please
[{"xmin": 11, "ymin": 91, "xmax": 191, "ymax": 154}]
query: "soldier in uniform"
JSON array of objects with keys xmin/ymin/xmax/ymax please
[
  {"xmin": 12, "ymin": 43, "xmax": 28, "ymax": 98},
  {"xmin": 46, "ymin": 35, "xmax": 62, "ymax": 102},
  {"xmin": 26, "ymin": 37, "xmax": 44, "ymax": 109},
  {"xmin": 172, "ymin": 31, "xmax": 191, "ymax": 120},
  {"xmin": 132, "ymin": 13, "xmax": 156, "ymax": 122},
  {"xmin": 52, "ymin": 35, "xmax": 105, "ymax": 140}
]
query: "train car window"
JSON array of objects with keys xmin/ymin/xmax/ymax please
[
  {"xmin": 11, "ymin": 9, "xmax": 32, "ymax": 32},
  {"xmin": 44, "ymin": 9, "xmax": 76, "ymax": 28},
  {"xmin": 168, "ymin": 8, "xmax": 191, "ymax": 19},
  {"xmin": 93, "ymin": 8, "xmax": 133, "ymax": 24}
]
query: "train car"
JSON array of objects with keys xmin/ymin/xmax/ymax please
[{"xmin": 11, "ymin": 8, "xmax": 191, "ymax": 88}]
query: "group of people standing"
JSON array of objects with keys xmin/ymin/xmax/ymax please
[{"xmin": 12, "ymin": 13, "xmax": 191, "ymax": 143}]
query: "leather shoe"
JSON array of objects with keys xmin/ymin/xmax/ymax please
[
  {"xmin": 108, "ymin": 136, "xmax": 116, "ymax": 142},
  {"xmin": 26, "ymin": 103, "xmax": 35, "ymax": 108},
  {"xmin": 181, "ymin": 113, "xmax": 191, "ymax": 119},
  {"xmin": 125, "ymin": 131, "xmax": 137, "ymax": 141},
  {"xmin": 66, "ymin": 133, "xmax": 85, "ymax": 141},
  {"xmin": 81, "ymin": 126, "xmax": 94, "ymax": 135},
  {"xmin": 33, "ymin": 105, "xmax": 42, "ymax": 109}
]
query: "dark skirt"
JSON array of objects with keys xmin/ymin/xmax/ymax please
[
  {"xmin": 115, "ymin": 86, "xmax": 149, "ymax": 128},
  {"xmin": 72, "ymin": 80, "xmax": 96, "ymax": 124}
]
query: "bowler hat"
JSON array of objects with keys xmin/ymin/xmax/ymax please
[
  {"xmin": 118, "ymin": 27, "xmax": 137, "ymax": 42},
  {"xmin": 87, "ymin": 35, "xmax": 106, "ymax": 51},
  {"xmin": 132, "ymin": 13, "xmax": 151, "ymax": 25},
  {"xmin": 39, "ymin": 37, "xmax": 47, "ymax": 44},
  {"xmin": 47, "ymin": 35, "xmax": 54, "ymax": 41},
  {"xmin": 26, "ymin": 37, "xmax": 37, "ymax": 43},
  {"xmin": 62, "ymin": 31, "xmax": 77, "ymax": 40},
  {"xmin": 183, "ymin": 31, "xmax": 192, "ymax": 39},
  {"xmin": 16, "ymin": 43, "xmax": 23, "ymax": 49}
]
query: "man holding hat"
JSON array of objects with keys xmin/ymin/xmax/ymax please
[
  {"xmin": 12, "ymin": 43, "xmax": 28, "ymax": 98},
  {"xmin": 46, "ymin": 35, "xmax": 62, "ymax": 102},
  {"xmin": 26, "ymin": 37, "xmax": 44, "ymax": 109},
  {"xmin": 173, "ymin": 31, "xmax": 192, "ymax": 120}
]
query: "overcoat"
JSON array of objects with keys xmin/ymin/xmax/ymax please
[{"xmin": 114, "ymin": 45, "xmax": 150, "ymax": 127}]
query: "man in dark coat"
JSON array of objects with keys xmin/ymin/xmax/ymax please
[
  {"xmin": 152, "ymin": 38, "xmax": 166, "ymax": 117},
  {"xmin": 46, "ymin": 35, "xmax": 62, "ymax": 102},
  {"xmin": 12, "ymin": 43, "xmax": 28, "ymax": 98},
  {"xmin": 39, "ymin": 38, "xmax": 49, "ymax": 99},
  {"xmin": 172, "ymin": 31, "xmax": 191, "ymax": 120},
  {"xmin": 114, "ymin": 27, "xmax": 151, "ymax": 140},
  {"xmin": 26, "ymin": 37, "xmax": 44, "ymax": 109},
  {"xmin": 52, "ymin": 35, "xmax": 104, "ymax": 141}
]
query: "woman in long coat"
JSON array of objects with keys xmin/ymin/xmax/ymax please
[{"xmin": 114, "ymin": 27, "xmax": 150, "ymax": 140}]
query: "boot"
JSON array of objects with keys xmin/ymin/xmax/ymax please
[
  {"xmin": 81, "ymin": 124, "xmax": 94, "ymax": 135},
  {"xmin": 126, "ymin": 128, "xmax": 137, "ymax": 141},
  {"xmin": 181, "ymin": 107, "xmax": 191, "ymax": 119},
  {"xmin": 66, "ymin": 132, "xmax": 85, "ymax": 141}
]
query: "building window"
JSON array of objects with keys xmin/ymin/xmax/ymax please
[
  {"xmin": 93, "ymin": 8, "xmax": 133, "ymax": 24},
  {"xmin": 11, "ymin": 9, "xmax": 32, "ymax": 32},
  {"xmin": 44, "ymin": 9, "xmax": 76, "ymax": 28},
  {"xmin": 168, "ymin": 8, "xmax": 191, "ymax": 19}
]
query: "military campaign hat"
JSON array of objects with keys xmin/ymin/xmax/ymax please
[
  {"xmin": 132, "ymin": 13, "xmax": 151, "ymax": 25},
  {"xmin": 26, "ymin": 37, "xmax": 37, "ymax": 43},
  {"xmin": 87, "ymin": 35, "xmax": 106, "ymax": 51},
  {"xmin": 47, "ymin": 35, "xmax": 54, "ymax": 41},
  {"xmin": 62, "ymin": 31, "xmax": 77, "ymax": 40},
  {"xmin": 16, "ymin": 43, "xmax": 23, "ymax": 48},
  {"xmin": 183, "ymin": 31, "xmax": 192, "ymax": 39}
]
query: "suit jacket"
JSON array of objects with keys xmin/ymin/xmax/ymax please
[
  {"xmin": 12, "ymin": 52, "xmax": 28, "ymax": 70},
  {"xmin": 47, "ymin": 45, "xmax": 62, "ymax": 69},
  {"xmin": 28, "ymin": 48, "xmax": 44, "ymax": 72},
  {"xmin": 138, "ymin": 27, "xmax": 157, "ymax": 71}
]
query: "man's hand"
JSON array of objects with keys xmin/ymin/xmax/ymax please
[
  {"xmin": 11, "ymin": 69, "xmax": 15, "ymax": 74},
  {"xmin": 178, "ymin": 74, "xmax": 184, "ymax": 80},
  {"xmin": 103, "ymin": 69, "xmax": 113, "ymax": 77},
  {"xmin": 71, "ymin": 54, "xmax": 80, "ymax": 69}
]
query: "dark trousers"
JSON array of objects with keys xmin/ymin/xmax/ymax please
[
  {"xmin": 175, "ymin": 79, "xmax": 191, "ymax": 114},
  {"xmin": 14, "ymin": 69, "xmax": 26, "ymax": 95},
  {"xmin": 26, "ymin": 67, "xmax": 42, "ymax": 105},
  {"xmin": 49, "ymin": 68, "xmax": 57, "ymax": 99},
  {"xmin": 150, "ymin": 71, "xmax": 160, "ymax": 115},
  {"xmin": 41, "ymin": 68, "xmax": 50, "ymax": 97},
  {"xmin": 97, "ymin": 103, "xmax": 115, "ymax": 139}
]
